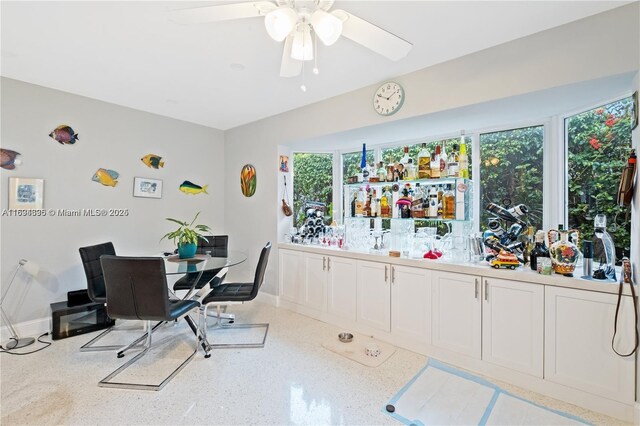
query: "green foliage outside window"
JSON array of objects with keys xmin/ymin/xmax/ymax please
[
  {"xmin": 293, "ymin": 153, "xmax": 333, "ymax": 227},
  {"xmin": 480, "ymin": 126, "xmax": 544, "ymax": 231},
  {"xmin": 342, "ymin": 150, "xmax": 374, "ymax": 184},
  {"xmin": 381, "ymin": 137, "xmax": 472, "ymax": 178},
  {"xmin": 567, "ymin": 97, "xmax": 633, "ymax": 260}
]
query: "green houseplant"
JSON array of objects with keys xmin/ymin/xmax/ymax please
[{"xmin": 161, "ymin": 212, "xmax": 212, "ymax": 259}]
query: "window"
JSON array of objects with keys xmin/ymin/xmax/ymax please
[
  {"xmin": 342, "ymin": 149, "xmax": 374, "ymax": 184},
  {"xmin": 479, "ymin": 126, "xmax": 544, "ymax": 231},
  {"xmin": 566, "ymin": 97, "xmax": 633, "ymax": 259},
  {"xmin": 293, "ymin": 153, "xmax": 333, "ymax": 227}
]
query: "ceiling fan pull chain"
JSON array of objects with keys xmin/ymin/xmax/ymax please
[{"xmin": 313, "ymin": 33, "xmax": 319, "ymax": 75}]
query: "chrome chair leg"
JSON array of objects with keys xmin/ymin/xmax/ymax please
[
  {"xmin": 200, "ymin": 304, "xmax": 269, "ymax": 349},
  {"xmin": 116, "ymin": 321, "xmax": 163, "ymax": 358},
  {"xmin": 80, "ymin": 326, "xmax": 123, "ymax": 352}
]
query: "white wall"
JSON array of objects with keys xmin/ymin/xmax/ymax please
[
  {"xmin": 0, "ymin": 78, "xmax": 225, "ymax": 330},
  {"xmin": 224, "ymin": 4, "xmax": 639, "ymax": 295}
]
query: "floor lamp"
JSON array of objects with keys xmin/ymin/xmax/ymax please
[{"xmin": 1, "ymin": 259, "xmax": 40, "ymax": 349}]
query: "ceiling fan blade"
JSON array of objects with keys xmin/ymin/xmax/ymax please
[
  {"xmin": 333, "ymin": 9, "xmax": 412, "ymax": 61},
  {"xmin": 316, "ymin": 0, "xmax": 335, "ymax": 12},
  {"xmin": 169, "ymin": 1, "xmax": 277, "ymax": 24},
  {"xmin": 280, "ymin": 36, "xmax": 302, "ymax": 77}
]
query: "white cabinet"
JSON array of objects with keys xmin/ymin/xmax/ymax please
[
  {"xmin": 326, "ymin": 256, "xmax": 357, "ymax": 322},
  {"xmin": 482, "ymin": 277, "xmax": 544, "ymax": 377},
  {"xmin": 431, "ymin": 270, "xmax": 482, "ymax": 359},
  {"xmin": 303, "ymin": 253, "xmax": 326, "ymax": 311},
  {"xmin": 356, "ymin": 260, "xmax": 391, "ymax": 332},
  {"xmin": 279, "ymin": 249, "xmax": 303, "ymax": 304},
  {"xmin": 545, "ymin": 286, "xmax": 635, "ymax": 403},
  {"xmin": 391, "ymin": 265, "xmax": 432, "ymax": 344}
]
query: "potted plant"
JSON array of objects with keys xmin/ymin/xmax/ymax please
[{"xmin": 161, "ymin": 212, "xmax": 212, "ymax": 259}]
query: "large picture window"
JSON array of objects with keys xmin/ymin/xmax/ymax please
[
  {"xmin": 293, "ymin": 153, "xmax": 333, "ymax": 227},
  {"xmin": 566, "ymin": 96, "xmax": 633, "ymax": 260},
  {"xmin": 479, "ymin": 126, "xmax": 544, "ymax": 231}
]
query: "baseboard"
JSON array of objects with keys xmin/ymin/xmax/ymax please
[
  {"xmin": 0, "ymin": 316, "xmax": 50, "ymax": 343},
  {"xmin": 256, "ymin": 291, "xmax": 279, "ymax": 307}
]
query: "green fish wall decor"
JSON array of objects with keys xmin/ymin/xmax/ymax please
[{"xmin": 179, "ymin": 180, "xmax": 208, "ymax": 195}]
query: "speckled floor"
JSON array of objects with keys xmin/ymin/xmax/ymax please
[{"xmin": 0, "ymin": 302, "xmax": 630, "ymax": 425}]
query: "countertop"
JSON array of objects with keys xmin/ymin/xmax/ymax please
[{"xmin": 278, "ymin": 242, "xmax": 636, "ymax": 297}]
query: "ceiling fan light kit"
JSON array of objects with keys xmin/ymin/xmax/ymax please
[
  {"xmin": 310, "ymin": 9, "xmax": 343, "ymax": 46},
  {"xmin": 264, "ymin": 7, "xmax": 298, "ymax": 42}
]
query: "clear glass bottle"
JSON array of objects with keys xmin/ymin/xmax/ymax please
[
  {"xmin": 417, "ymin": 142, "xmax": 431, "ymax": 179},
  {"xmin": 400, "ymin": 146, "xmax": 411, "ymax": 166},
  {"xmin": 406, "ymin": 158, "xmax": 417, "ymax": 180},
  {"xmin": 355, "ymin": 187, "xmax": 365, "ymax": 216},
  {"xmin": 428, "ymin": 186, "xmax": 438, "ymax": 218},
  {"xmin": 386, "ymin": 156, "xmax": 395, "ymax": 182},
  {"xmin": 459, "ymin": 142, "xmax": 469, "ymax": 178},
  {"xmin": 439, "ymin": 142, "xmax": 448, "ymax": 177},
  {"xmin": 377, "ymin": 161, "xmax": 387, "ymax": 181},
  {"xmin": 442, "ymin": 184, "xmax": 455, "ymax": 219},
  {"xmin": 448, "ymin": 143, "xmax": 460, "ymax": 177}
]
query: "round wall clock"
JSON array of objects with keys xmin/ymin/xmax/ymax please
[{"xmin": 373, "ymin": 82, "xmax": 404, "ymax": 116}]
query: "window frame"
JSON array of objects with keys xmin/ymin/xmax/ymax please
[{"xmin": 291, "ymin": 149, "xmax": 335, "ymax": 227}]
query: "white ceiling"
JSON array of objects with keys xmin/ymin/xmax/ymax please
[{"xmin": 0, "ymin": 1, "xmax": 629, "ymax": 130}]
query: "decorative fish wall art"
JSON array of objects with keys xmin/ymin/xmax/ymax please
[
  {"xmin": 179, "ymin": 180, "xmax": 208, "ymax": 195},
  {"xmin": 141, "ymin": 154, "xmax": 164, "ymax": 169},
  {"xmin": 49, "ymin": 125, "xmax": 79, "ymax": 145},
  {"xmin": 1, "ymin": 149, "xmax": 22, "ymax": 170},
  {"xmin": 241, "ymin": 164, "xmax": 256, "ymax": 197},
  {"xmin": 92, "ymin": 168, "xmax": 119, "ymax": 187}
]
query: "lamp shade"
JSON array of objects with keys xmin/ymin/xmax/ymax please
[
  {"xmin": 19, "ymin": 259, "xmax": 40, "ymax": 277},
  {"xmin": 264, "ymin": 7, "xmax": 297, "ymax": 42},
  {"xmin": 310, "ymin": 9, "xmax": 342, "ymax": 46},
  {"xmin": 291, "ymin": 24, "xmax": 313, "ymax": 61}
]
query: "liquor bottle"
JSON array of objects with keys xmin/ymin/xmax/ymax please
[
  {"xmin": 381, "ymin": 187, "xmax": 392, "ymax": 218},
  {"xmin": 442, "ymin": 184, "xmax": 455, "ymax": 219},
  {"xmin": 371, "ymin": 189, "xmax": 378, "ymax": 217},
  {"xmin": 406, "ymin": 158, "xmax": 417, "ymax": 180},
  {"xmin": 448, "ymin": 144, "xmax": 460, "ymax": 177},
  {"xmin": 364, "ymin": 191, "xmax": 371, "ymax": 217},
  {"xmin": 486, "ymin": 202, "xmax": 526, "ymax": 226},
  {"xmin": 400, "ymin": 146, "xmax": 411, "ymax": 166},
  {"xmin": 428, "ymin": 186, "xmax": 438, "ymax": 218},
  {"xmin": 437, "ymin": 185, "xmax": 444, "ymax": 218},
  {"xmin": 361, "ymin": 143, "xmax": 369, "ymax": 182},
  {"xmin": 355, "ymin": 188, "xmax": 365, "ymax": 216},
  {"xmin": 377, "ymin": 161, "xmax": 387, "ymax": 181},
  {"xmin": 350, "ymin": 192, "xmax": 356, "ymax": 217},
  {"xmin": 439, "ymin": 142, "xmax": 448, "ymax": 177},
  {"xmin": 430, "ymin": 147, "xmax": 441, "ymax": 179},
  {"xmin": 459, "ymin": 142, "xmax": 469, "ymax": 178},
  {"xmin": 530, "ymin": 230, "xmax": 550, "ymax": 272},
  {"xmin": 386, "ymin": 156, "xmax": 395, "ymax": 182},
  {"xmin": 417, "ymin": 143, "xmax": 431, "ymax": 179}
]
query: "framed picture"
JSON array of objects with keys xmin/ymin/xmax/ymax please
[
  {"xmin": 9, "ymin": 178, "xmax": 44, "ymax": 209},
  {"xmin": 631, "ymin": 91, "xmax": 638, "ymax": 130},
  {"xmin": 133, "ymin": 177, "xmax": 162, "ymax": 199},
  {"xmin": 279, "ymin": 155, "xmax": 289, "ymax": 172}
]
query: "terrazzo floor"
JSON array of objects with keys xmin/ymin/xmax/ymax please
[{"xmin": 0, "ymin": 302, "xmax": 630, "ymax": 425}]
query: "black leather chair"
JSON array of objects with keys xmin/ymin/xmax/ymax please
[
  {"xmin": 98, "ymin": 256, "xmax": 201, "ymax": 391},
  {"xmin": 200, "ymin": 242, "xmax": 271, "ymax": 349},
  {"xmin": 78, "ymin": 242, "xmax": 120, "ymax": 351},
  {"xmin": 173, "ymin": 235, "xmax": 229, "ymax": 293}
]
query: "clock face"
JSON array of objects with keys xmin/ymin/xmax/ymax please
[{"xmin": 373, "ymin": 82, "xmax": 404, "ymax": 116}]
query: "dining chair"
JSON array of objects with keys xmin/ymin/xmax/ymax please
[
  {"xmin": 78, "ymin": 242, "xmax": 120, "ymax": 351},
  {"xmin": 199, "ymin": 242, "xmax": 271, "ymax": 349},
  {"xmin": 172, "ymin": 235, "xmax": 229, "ymax": 293},
  {"xmin": 98, "ymin": 256, "xmax": 201, "ymax": 391}
]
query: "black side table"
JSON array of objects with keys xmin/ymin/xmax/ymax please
[{"xmin": 50, "ymin": 301, "xmax": 114, "ymax": 340}]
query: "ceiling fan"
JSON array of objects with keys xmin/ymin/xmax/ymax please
[{"xmin": 169, "ymin": 0, "xmax": 413, "ymax": 78}]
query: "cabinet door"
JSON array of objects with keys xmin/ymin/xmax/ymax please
[
  {"xmin": 545, "ymin": 286, "xmax": 635, "ymax": 403},
  {"xmin": 391, "ymin": 265, "xmax": 432, "ymax": 344},
  {"xmin": 482, "ymin": 278, "xmax": 543, "ymax": 377},
  {"xmin": 356, "ymin": 260, "xmax": 391, "ymax": 332},
  {"xmin": 431, "ymin": 271, "xmax": 481, "ymax": 359},
  {"xmin": 279, "ymin": 249, "xmax": 303, "ymax": 304},
  {"xmin": 327, "ymin": 256, "xmax": 357, "ymax": 322},
  {"xmin": 303, "ymin": 253, "xmax": 327, "ymax": 311}
]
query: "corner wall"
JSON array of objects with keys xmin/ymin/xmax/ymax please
[
  {"xmin": 0, "ymin": 78, "xmax": 225, "ymax": 330},
  {"xmin": 224, "ymin": 4, "xmax": 639, "ymax": 295}
]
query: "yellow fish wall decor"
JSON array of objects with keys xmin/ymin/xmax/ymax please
[
  {"xmin": 141, "ymin": 154, "xmax": 165, "ymax": 169},
  {"xmin": 179, "ymin": 180, "xmax": 208, "ymax": 195},
  {"xmin": 241, "ymin": 164, "xmax": 256, "ymax": 197},
  {"xmin": 92, "ymin": 168, "xmax": 119, "ymax": 187}
]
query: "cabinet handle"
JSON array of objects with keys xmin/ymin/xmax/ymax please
[
  {"xmin": 484, "ymin": 280, "xmax": 489, "ymax": 301},
  {"xmin": 474, "ymin": 279, "xmax": 479, "ymax": 299},
  {"xmin": 385, "ymin": 265, "xmax": 388, "ymax": 282},
  {"xmin": 391, "ymin": 266, "xmax": 395, "ymax": 284},
  {"xmin": 323, "ymin": 256, "xmax": 326, "ymax": 271},
  {"xmin": 327, "ymin": 257, "xmax": 331, "ymax": 271}
]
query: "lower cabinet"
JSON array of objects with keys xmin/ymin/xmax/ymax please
[
  {"xmin": 356, "ymin": 260, "xmax": 391, "ymax": 332},
  {"xmin": 326, "ymin": 256, "xmax": 357, "ymax": 322},
  {"xmin": 303, "ymin": 253, "xmax": 327, "ymax": 311},
  {"xmin": 391, "ymin": 265, "xmax": 432, "ymax": 344},
  {"xmin": 279, "ymin": 249, "xmax": 304, "ymax": 304},
  {"xmin": 482, "ymin": 277, "xmax": 544, "ymax": 377},
  {"xmin": 431, "ymin": 270, "xmax": 482, "ymax": 359},
  {"xmin": 545, "ymin": 286, "xmax": 635, "ymax": 403}
]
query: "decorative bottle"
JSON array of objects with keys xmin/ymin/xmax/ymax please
[{"xmin": 548, "ymin": 229, "xmax": 580, "ymax": 276}]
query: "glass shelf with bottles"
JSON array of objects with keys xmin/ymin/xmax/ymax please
[{"xmin": 344, "ymin": 178, "xmax": 473, "ymax": 222}]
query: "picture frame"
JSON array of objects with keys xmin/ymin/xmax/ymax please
[
  {"xmin": 279, "ymin": 155, "xmax": 289, "ymax": 173},
  {"xmin": 631, "ymin": 91, "xmax": 638, "ymax": 130},
  {"xmin": 133, "ymin": 177, "xmax": 162, "ymax": 199},
  {"xmin": 9, "ymin": 177, "xmax": 44, "ymax": 210}
]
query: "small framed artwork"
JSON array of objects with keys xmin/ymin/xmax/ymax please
[
  {"xmin": 133, "ymin": 177, "xmax": 162, "ymax": 199},
  {"xmin": 279, "ymin": 155, "xmax": 289, "ymax": 173},
  {"xmin": 631, "ymin": 91, "xmax": 638, "ymax": 130},
  {"xmin": 9, "ymin": 177, "xmax": 44, "ymax": 209}
]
